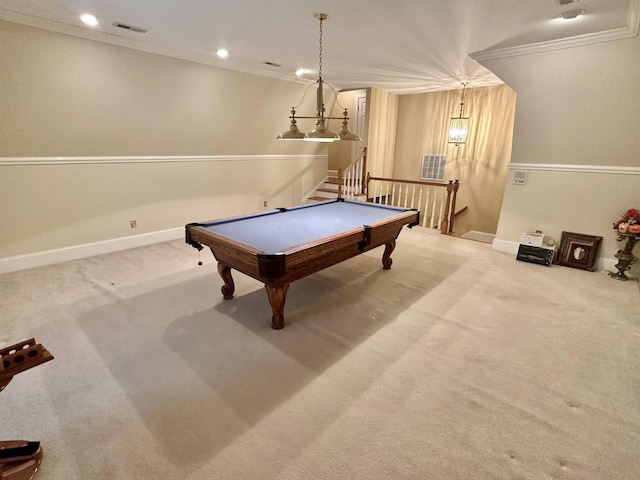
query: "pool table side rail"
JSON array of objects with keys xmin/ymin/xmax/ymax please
[
  {"xmin": 276, "ymin": 212, "xmax": 419, "ymax": 284},
  {"xmin": 275, "ymin": 209, "xmax": 418, "ymax": 255},
  {"xmin": 186, "ymin": 209, "xmax": 419, "ymax": 285},
  {"xmin": 187, "ymin": 223, "xmax": 376, "ymax": 284}
]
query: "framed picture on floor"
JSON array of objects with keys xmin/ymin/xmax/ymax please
[{"xmin": 554, "ymin": 231, "xmax": 602, "ymax": 272}]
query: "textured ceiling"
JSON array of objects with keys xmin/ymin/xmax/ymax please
[{"xmin": 1, "ymin": 0, "xmax": 637, "ymax": 93}]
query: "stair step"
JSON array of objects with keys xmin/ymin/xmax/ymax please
[
  {"xmin": 317, "ymin": 187, "xmax": 338, "ymax": 193},
  {"xmin": 308, "ymin": 196, "xmax": 332, "ymax": 202}
]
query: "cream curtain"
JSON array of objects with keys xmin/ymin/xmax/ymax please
[
  {"xmin": 393, "ymin": 84, "xmax": 517, "ymax": 235},
  {"xmin": 367, "ymin": 88, "xmax": 399, "ymax": 178}
]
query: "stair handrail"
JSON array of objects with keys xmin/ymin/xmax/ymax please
[
  {"xmin": 365, "ymin": 174, "xmax": 460, "ymax": 235},
  {"xmin": 337, "ymin": 147, "xmax": 367, "ymax": 200}
]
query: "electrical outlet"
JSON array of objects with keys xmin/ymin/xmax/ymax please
[
  {"xmin": 264, "ymin": 201, "xmax": 268, "ymax": 207},
  {"xmin": 130, "ymin": 220, "xmax": 137, "ymax": 228}
]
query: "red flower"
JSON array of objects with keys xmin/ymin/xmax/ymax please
[{"xmin": 625, "ymin": 208, "xmax": 638, "ymax": 219}]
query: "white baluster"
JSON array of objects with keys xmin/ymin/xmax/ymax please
[
  {"xmin": 417, "ymin": 187, "xmax": 425, "ymax": 226},
  {"xmin": 430, "ymin": 188, "xmax": 438, "ymax": 229},
  {"xmin": 424, "ymin": 187, "xmax": 431, "ymax": 228},
  {"xmin": 436, "ymin": 188, "xmax": 445, "ymax": 229}
]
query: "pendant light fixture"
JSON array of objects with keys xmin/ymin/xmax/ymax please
[
  {"xmin": 448, "ymin": 82, "xmax": 470, "ymax": 146},
  {"xmin": 277, "ymin": 13, "xmax": 361, "ymax": 142}
]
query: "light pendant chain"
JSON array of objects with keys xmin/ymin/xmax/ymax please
[
  {"xmin": 318, "ymin": 16, "xmax": 323, "ymax": 81},
  {"xmin": 458, "ymin": 83, "xmax": 467, "ymax": 117}
]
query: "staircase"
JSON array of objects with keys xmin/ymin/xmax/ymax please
[
  {"xmin": 308, "ymin": 170, "xmax": 341, "ymax": 203},
  {"xmin": 308, "ymin": 149, "xmax": 368, "ymax": 203}
]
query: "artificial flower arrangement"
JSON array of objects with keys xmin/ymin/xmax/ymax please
[{"xmin": 613, "ymin": 208, "xmax": 640, "ymax": 239}]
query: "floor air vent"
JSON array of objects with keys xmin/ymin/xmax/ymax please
[
  {"xmin": 461, "ymin": 231, "xmax": 496, "ymax": 244},
  {"xmin": 113, "ymin": 22, "xmax": 148, "ymax": 34}
]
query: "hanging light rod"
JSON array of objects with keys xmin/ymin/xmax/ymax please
[{"xmin": 277, "ymin": 13, "xmax": 361, "ymax": 142}]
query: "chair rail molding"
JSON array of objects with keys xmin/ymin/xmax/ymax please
[
  {"xmin": 0, "ymin": 154, "xmax": 327, "ymax": 166},
  {"xmin": 508, "ymin": 163, "xmax": 640, "ymax": 175}
]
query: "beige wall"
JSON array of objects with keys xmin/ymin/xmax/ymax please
[
  {"xmin": 480, "ymin": 33, "xmax": 640, "ymax": 271},
  {"xmin": 0, "ymin": 20, "xmax": 324, "ymax": 157},
  {"xmin": 393, "ymin": 85, "xmax": 517, "ymax": 236},
  {"xmin": 0, "ymin": 157, "xmax": 325, "ymax": 258},
  {"xmin": 0, "ymin": 20, "xmax": 329, "ymax": 262}
]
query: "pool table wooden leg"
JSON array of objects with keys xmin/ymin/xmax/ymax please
[
  {"xmin": 265, "ymin": 283, "xmax": 290, "ymax": 329},
  {"xmin": 382, "ymin": 240, "xmax": 396, "ymax": 270},
  {"xmin": 217, "ymin": 262, "xmax": 235, "ymax": 299}
]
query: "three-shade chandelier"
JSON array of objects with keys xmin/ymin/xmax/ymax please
[{"xmin": 277, "ymin": 13, "xmax": 361, "ymax": 142}]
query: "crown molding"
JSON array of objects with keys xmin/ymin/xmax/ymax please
[
  {"xmin": 508, "ymin": 163, "xmax": 640, "ymax": 175},
  {"xmin": 0, "ymin": 8, "xmax": 309, "ymax": 86},
  {"xmin": 471, "ymin": 0, "xmax": 640, "ymax": 62}
]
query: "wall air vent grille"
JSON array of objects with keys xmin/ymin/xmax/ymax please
[
  {"xmin": 420, "ymin": 154, "xmax": 447, "ymax": 182},
  {"xmin": 113, "ymin": 22, "xmax": 148, "ymax": 34}
]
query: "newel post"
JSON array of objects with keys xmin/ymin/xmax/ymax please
[
  {"xmin": 360, "ymin": 147, "xmax": 368, "ymax": 197},
  {"xmin": 337, "ymin": 168, "xmax": 343, "ymax": 199},
  {"xmin": 447, "ymin": 180, "xmax": 460, "ymax": 234},
  {"xmin": 440, "ymin": 180, "xmax": 458, "ymax": 235}
]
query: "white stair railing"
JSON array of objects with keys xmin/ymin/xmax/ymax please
[
  {"xmin": 338, "ymin": 148, "xmax": 367, "ymax": 200},
  {"xmin": 365, "ymin": 175, "xmax": 460, "ymax": 234}
]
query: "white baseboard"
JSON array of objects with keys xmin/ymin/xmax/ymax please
[
  {"xmin": 1, "ymin": 230, "xmax": 631, "ymax": 280},
  {"xmin": 491, "ymin": 238, "xmax": 623, "ymax": 276},
  {"xmin": 0, "ymin": 227, "xmax": 184, "ymax": 274},
  {"xmin": 491, "ymin": 238, "xmax": 520, "ymax": 255}
]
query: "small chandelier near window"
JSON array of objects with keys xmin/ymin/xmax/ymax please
[
  {"xmin": 277, "ymin": 13, "xmax": 361, "ymax": 143},
  {"xmin": 448, "ymin": 82, "xmax": 470, "ymax": 146}
]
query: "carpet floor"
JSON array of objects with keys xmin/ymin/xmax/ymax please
[{"xmin": 1, "ymin": 226, "xmax": 638, "ymax": 480}]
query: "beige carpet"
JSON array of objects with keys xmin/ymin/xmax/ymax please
[{"xmin": 1, "ymin": 227, "xmax": 638, "ymax": 480}]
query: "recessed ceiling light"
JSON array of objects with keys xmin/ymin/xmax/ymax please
[
  {"xmin": 216, "ymin": 49, "xmax": 229, "ymax": 59},
  {"xmin": 558, "ymin": 9, "xmax": 585, "ymax": 20},
  {"xmin": 80, "ymin": 13, "xmax": 99, "ymax": 27}
]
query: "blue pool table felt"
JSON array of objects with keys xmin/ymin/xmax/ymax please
[{"xmin": 199, "ymin": 201, "xmax": 410, "ymax": 253}]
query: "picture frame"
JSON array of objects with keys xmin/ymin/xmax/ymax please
[{"xmin": 554, "ymin": 231, "xmax": 602, "ymax": 272}]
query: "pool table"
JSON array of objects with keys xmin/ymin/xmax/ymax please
[{"xmin": 185, "ymin": 199, "xmax": 420, "ymax": 329}]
